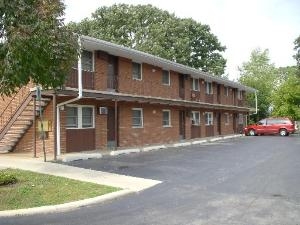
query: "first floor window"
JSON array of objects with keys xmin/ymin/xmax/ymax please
[
  {"xmin": 66, "ymin": 105, "xmax": 94, "ymax": 128},
  {"xmin": 205, "ymin": 112, "xmax": 213, "ymax": 125},
  {"xmin": 162, "ymin": 110, "xmax": 171, "ymax": 127},
  {"xmin": 191, "ymin": 111, "xmax": 200, "ymax": 126},
  {"xmin": 238, "ymin": 113, "xmax": 244, "ymax": 124},
  {"xmin": 224, "ymin": 113, "xmax": 229, "ymax": 125},
  {"xmin": 132, "ymin": 108, "xmax": 143, "ymax": 127}
]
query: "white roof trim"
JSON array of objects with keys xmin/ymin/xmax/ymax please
[{"xmin": 80, "ymin": 35, "xmax": 256, "ymax": 93}]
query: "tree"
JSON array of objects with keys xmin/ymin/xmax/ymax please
[
  {"xmin": 68, "ymin": 4, "xmax": 226, "ymax": 76},
  {"xmin": 238, "ymin": 48, "xmax": 277, "ymax": 122},
  {"xmin": 0, "ymin": 0, "xmax": 79, "ymax": 96},
  {"xmin": 271, "ymin": 67, "xmax": 300, "ymax": 120},
  {"xmin": 294, "ymin": 35, "xmax": 300, "ymax": 70}
]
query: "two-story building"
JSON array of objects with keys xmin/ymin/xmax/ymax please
[{"xmin": 0, "ymin": 35, "xmax": 256, "ymax": 157}]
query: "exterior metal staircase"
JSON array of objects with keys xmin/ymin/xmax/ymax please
[{"xmin": 0, "ymin": 87, "xmax": 51, "ymax": 153}]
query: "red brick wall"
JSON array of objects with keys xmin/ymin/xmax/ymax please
[
  {"xmin": 118, "ymin": 103, "xmax": 180, "ymax": 147},
  {"xmin": 117, "ymin": 60, "xmax": 181, "ymax": 99}
]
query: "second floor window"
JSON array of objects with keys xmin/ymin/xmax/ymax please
[
  {"xmin": 224, "ymin": 86, "xmax": 229, "ymax": 96},
  {"xmin": 191, "ymin": 111, "xmax": 200, "ymax": 126},
  {"xmin": 162, "ymin": 110, "xmax": 171, "ymax": 127},
  {"xmin": 205, "ymin": 82, "xmax": 213, "ymax": 94},
  {"xmin": 162, "ymin": 70, "xmax": 170, "ymax": 85},
  {"xmin": 191, "ymin": 78, "xmax": 200, "ymax": 91},
  {"xmin": 81, "ymin": 50, "xmax": 93, "ymax": 71},
  {"xmin": 205, "ymin": 112, "xmax": 213, "ymax": 125},
  {"xmin": 238, "ymin": 90, "xmax": 243, "ymax": 100},
  {"xmin": 132, "ymin": 62, "xmax": 142, "ymax": 80},
  {"xmin": 132, "ymin": 108, "xmax": 143, "ymax": 127}
]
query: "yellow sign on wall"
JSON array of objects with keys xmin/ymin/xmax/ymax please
[{"xmin": 37, "ymin": 120, "xmax": 52, "ymax": 132}]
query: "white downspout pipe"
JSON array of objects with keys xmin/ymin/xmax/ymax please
[
  {"xmin": 254, "ymin": 90, "xmax": 258, "ymax": 114},
  {"xmin": 56, "ymin": 36, "xmax": 83, "ymax": 156}
]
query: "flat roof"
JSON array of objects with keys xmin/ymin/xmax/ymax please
[{"xmin": 81, "ymin": 35, "xmax": 256, "ymax": 93}]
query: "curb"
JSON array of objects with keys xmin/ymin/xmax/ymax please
[{"xmin": 0, "ymin": 189, "xmax": 133, "ymax": 217}]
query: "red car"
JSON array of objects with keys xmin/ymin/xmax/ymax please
[{"xmin": 244, "ymin": 117, "xmax": 296, "ymax": 136}]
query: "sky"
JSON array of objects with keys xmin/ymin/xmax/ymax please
[{"xmin": 63, "ymin": 0, "xmax": 300, "ymax": 81}]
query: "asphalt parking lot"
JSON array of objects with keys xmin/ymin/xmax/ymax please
[{"xmin": 2, "ymin": 135, "xmax": 300, "ymax": 225}]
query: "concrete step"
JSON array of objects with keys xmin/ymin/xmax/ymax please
[{"xmin": 0, "ymin": 145, "xmax": 13, "ymax": 153}]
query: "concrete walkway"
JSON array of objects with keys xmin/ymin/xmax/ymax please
[{"xmin": 0, "ymin": 155, "xmax": 161, "ymax": 217}]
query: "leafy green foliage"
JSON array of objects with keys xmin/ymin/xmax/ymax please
[
  {"xmin": 68, "ymin": 4, "xmax": 226, "ymax": 76},
  {"xmin": 239, "ymin": 49, "xmax": 277, "ymax": 121},
  {"xmin": 0, "ymin": 170, "xmax": 17, "ymax": 185},
  {"xmin": 294, "ymin": 35, "xmax": 300, "ymax": 69},
  {"xmin": 0, "ymin": 0, "xmax": 79, "ymax": 96},
  {"xmin": 271, "ymin": 67, "xmax": 300, "ymax": 120}
]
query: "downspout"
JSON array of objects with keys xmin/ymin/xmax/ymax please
[
  {"xmin": 56, "ymin": 36, "xmax": 83, "ymax": 156},
  {"xmin": 254, "ymin": 90, "xmax": 258, "ymax": 114}
]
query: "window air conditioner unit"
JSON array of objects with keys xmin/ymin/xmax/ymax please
[{"xmin": 99, "ymin": 107, "xmax": 108, "ymax": 115}]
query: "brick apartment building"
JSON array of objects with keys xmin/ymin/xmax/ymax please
[{"xmin": 0, "ymin": 35, "xmax": 256, "ymax": 157}]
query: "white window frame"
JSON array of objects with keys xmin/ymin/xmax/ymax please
[
  {"xmin": 238, "ymin": 90, "xmax": 243, "ymax": 100},
  {"xmin": 205, "ymin": 112, "xmax": 214, "ymax": 126},
  {"xmin": 132, "ymin": 108, "xmax": 143, "ymax": 128},
  {"xmin": 238, "ymin": 113, "xmax": 244, "ymax": 125},
  {"xmin": 205, "ymin": 82, "xmax": 213, "ymax": 94},
  {"xmin": 132, "ymin": 62, "xmax": 142, "ymax": 80},
  {"xmin": 65, "ymin": 105, "xmax": 95, "ymax": 129},
  {"xmin": 225, "ymin": 86, "xmax": 229, "ymax": 96},
  {"xmin": 224, "ymin": 113, "xmax": 229, "ymax": 125},
  {"xmin": 192, "ymin": 78, "xmax": 200, "ymax": 91},
  {"xmin": 162, "ymin": 109, "xmax": 171, "ymax": 127},
  {"xmin": 191, "ymin": 111, "xmax": 200, "ymax": 126},
  {"xmin": 162, "ymin": 70, "xmax": 170, "ymax": 85},
  {"xmin": 81, "ymin": 50, "xmax": 94, "ymax": 72}
]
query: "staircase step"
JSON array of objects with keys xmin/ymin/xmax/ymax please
[
  {"xmin": 5, "ymin": 133, "xmax": 22, "ymax": 138},
  {"xmin": 1, "ymin": 136, "xmax": 19, "ymax": 141},
  {"xmin": 0, "ymin": 145, "xmax": 13, "ymax": 153}
]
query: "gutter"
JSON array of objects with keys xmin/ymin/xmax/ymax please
[{"xmin": 56, "ymin": 36, "xmax": 83, "ymax": 156}]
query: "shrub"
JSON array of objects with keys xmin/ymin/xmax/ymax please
[{"xmin": 0, "ymin": 171, "xmax": 17, "ymax": 186}]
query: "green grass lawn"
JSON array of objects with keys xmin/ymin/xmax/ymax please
[{"xmin": 0, "ymin": 169, "xmax": 120, "ymax": 211}]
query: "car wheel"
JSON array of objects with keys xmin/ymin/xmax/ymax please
[
  {"xmin": 248, "ymin": 129, "xmax": 256, "ymax": 136},
  {"xmin": 279, "ymin": 129, "xmax": 287, "ymax": 136}
]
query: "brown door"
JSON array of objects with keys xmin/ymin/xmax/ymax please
[
  {"xmin": 179, "ymin": 74, "xmax": 185, "ymax": 99},
  {"xmin": 107, "ymin": 107, "xmax": 116, "ymax": 148},
  {"xmin": 179, "ymin": 110, "xmax": 185, "ymax": 140},
  {"xmin": 107, "ymin": 55, "xmax": 118, "ymax": 90}
]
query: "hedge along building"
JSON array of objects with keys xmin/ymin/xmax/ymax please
[{"xmin": 0, "ymin": 35, "xmax": 257, "ymax": 157}]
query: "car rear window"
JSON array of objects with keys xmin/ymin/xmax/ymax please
[{"xmin": 267, "ymin": 119, "xmax": 291, "ymax": 125}]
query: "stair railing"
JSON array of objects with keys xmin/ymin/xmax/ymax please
[{"xmin": 0, "ymin": 85, "xmax": 32, "ymax": 133}]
